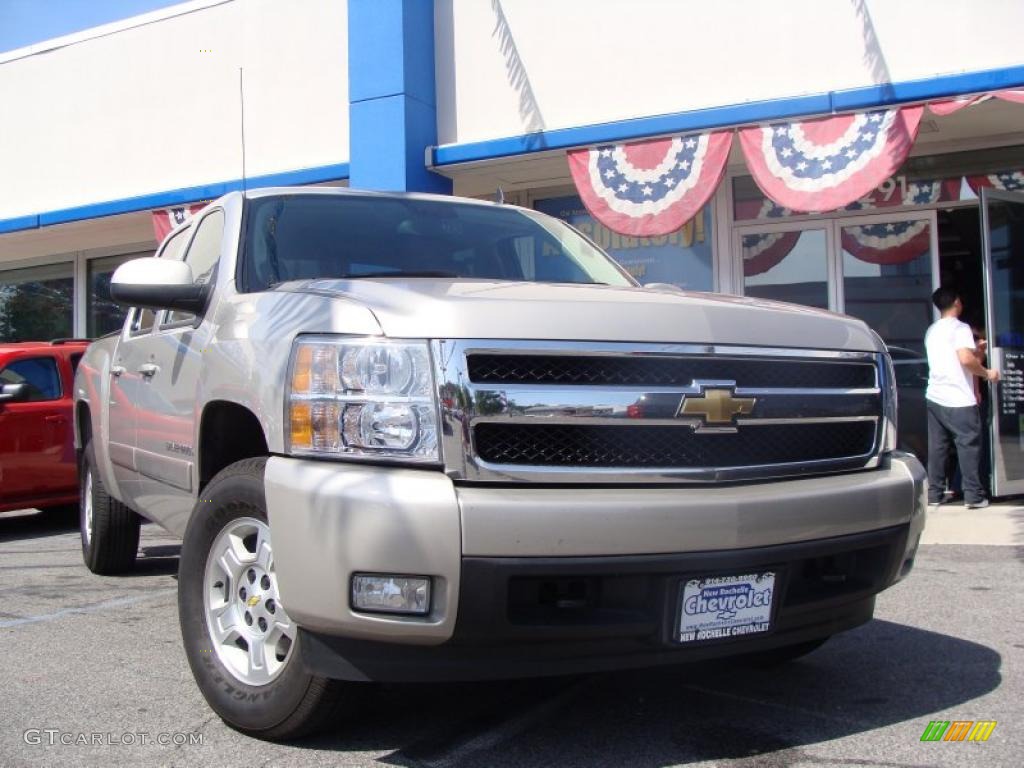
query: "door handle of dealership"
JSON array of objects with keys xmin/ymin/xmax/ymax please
[
  {"xmin": 110, "ymin": 365, "xmax": 126, "ymax": 377},
  {"xmin": 138, "ymin": 363, "xmax": 160, "ymax": 378}
]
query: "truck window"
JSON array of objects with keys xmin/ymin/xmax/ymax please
[
  {"xmin": 0, "ymin": 357, "xmax": 62, "ymax": 400},
  {"xmin": 129, "ymin": 308, "xmax": 156, "ymax": 336},
  {"xmin": 122, "ymin": 226, "xmax": 191, "ymax": 337},
  {"xmin": 241, "ymin": 195, "xmax": 634, "ymax": 292},
  {"xmin": 166, "ymin": 209, "xmax": 224, "ymax": 325},
  {"xmin": 159, "ymin": 226, "xmax": 192, "ymax": 264}
]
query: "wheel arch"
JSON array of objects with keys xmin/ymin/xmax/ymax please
[
  {"xmin": 197, "ymin": 400, "xmax": 269, "ymax": 494},
  {"xmin": 76, "ymin": 400, "xmax": 92, "ymax": 463}
]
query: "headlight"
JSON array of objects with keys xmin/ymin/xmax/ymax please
[
  {"xmin": 287, "ymin": 336, "xmax": 439, "ymax": 462},
  {"xmin": 881, "ymin": 348, "xmax": 898, "ymax": 453}
]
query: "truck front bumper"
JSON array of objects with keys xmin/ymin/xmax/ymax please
[{"xmin": 264, "ymin": 452, "xmax": 925, "ymax": 681}]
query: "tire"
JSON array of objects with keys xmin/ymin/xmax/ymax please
[
  {"xmin": 80, "ymin": 440, "xmax": 140, "ymax": 574},
  {"xmin": 741, "ymin": 636, "xmax": 830, "ymax": 668},
  {"xmin": 178, "ymin": 457, "xmax": 356, "ymax": 740}
]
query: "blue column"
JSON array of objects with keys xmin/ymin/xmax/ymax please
[{"xmin": 348, "ymin": 0, "xmax": 452, "ymax": 193}]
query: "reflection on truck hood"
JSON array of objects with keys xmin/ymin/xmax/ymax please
[{"xmin": 276, "ymin": 278, "xmax": 882, "ymax": 352}]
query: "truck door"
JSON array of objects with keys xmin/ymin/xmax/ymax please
[
  {"xmin": 107, "ymin": 308, "xmax": 157, "ymax": 507},
  {"xmin": 108, "ymin": 225, "xmax": 193, "ymax": 509},
  {"xmin": 132, "ymin": 208, "xmax": 224, "ymax": 535},
  {"xmin": 0, "ymin": 354, "xmax": 69, "ymax": 505},
  {"xmin": 981, "ymin": 188, "xmax": 1024, "ymax": 496}
]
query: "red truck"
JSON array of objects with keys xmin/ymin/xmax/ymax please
[{"xmin": 0, "ymin": 340, "xmax": 90, "ymax": 514}]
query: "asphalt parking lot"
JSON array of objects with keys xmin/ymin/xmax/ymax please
[{"xmin": 1, "ymin": 507, "xmax": 1022, "ymax": 768}]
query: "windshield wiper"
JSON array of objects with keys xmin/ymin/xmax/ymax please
[{"xmin": 337, "ymin": 270, "xmax": 461, "ymax": 279}]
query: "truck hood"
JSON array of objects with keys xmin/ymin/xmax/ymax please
[{"xmin": 277, "ymin": 279, "xmax": 882, "ymax": 352}]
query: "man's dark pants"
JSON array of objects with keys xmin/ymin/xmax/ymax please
[{"xmin": 927, "ymin": 400, "xmax": 984, "ymax": 504}]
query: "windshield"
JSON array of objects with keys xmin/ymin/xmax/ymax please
[{"xmin": 242, "ymin": 194, "xmax": 635, "ymax": 291}]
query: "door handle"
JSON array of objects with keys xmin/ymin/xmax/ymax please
[
  {"xmin": 138, "ymin": 363, "xmax": 160, "ymax": 378},
  {"xmin": 44, "ymin": 415, "xmax": 66, "ymax": 424},
  {"xmin": 110, "ymin": 365, "xmax": 126, "ymax": 377}
]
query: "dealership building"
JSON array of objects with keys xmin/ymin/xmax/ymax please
[{"xmin": 3, "ymin": 0, "xmax": 1024, "ymax": 475}]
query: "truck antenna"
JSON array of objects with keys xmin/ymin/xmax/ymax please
[{"xmin": 496, "ymin": 186, "xmax": 505, "ymax": 204}]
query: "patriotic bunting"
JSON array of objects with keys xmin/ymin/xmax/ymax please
[
  {"xmin": 152, "ymin": 204, "xmax": 207, "ymax": 243},
  {"xmin": 841, "ymin": 220, "xmax": 930, "ymax": 266},
  {"xmin": 742, "ymin": 230, "xmax": 801, "ymax": 276},
  {"xmin": 567, "ymin": 131, "xmax": 731, "ymax": 236},
  {"xmin": 739, "ymin": 107, "xmax": 923, "ymax": 213},
  {"xmin": 566, "ymin": 91, "xmax": 1022, "ymax": 236},
  {"xmin": 841, "ymin": 181, "xmax": 945, "ymax": 266},
  {"xmin": 929, "ymin": 89, "xmax": 1024, "ymax": 117},
  {"xmin": 737, "ymin": 200, "xmax": 800, "ymax": 276},
  {"xmin": 967, "ymin": 171, "xmax": 1024, "ymax": 196}
]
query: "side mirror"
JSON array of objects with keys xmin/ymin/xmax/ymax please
[
  {"xmin": 109, "ymin": 258, "xmax": 207, "ymax": 314},
  {"xmin": 0, "ymin": 382, "xmax": 30, "ymax": 403}
]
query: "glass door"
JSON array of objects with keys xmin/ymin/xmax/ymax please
[
  {"xmin": 981, "ymin": 188, "xmax": 1024, "ymax": 496},
  {"xmin": 834, "ymin": 212, "xmax": 938, "ymax": 462},
  {"xmin": 834, "ymin": 211, "xmax": 938, "ymax": 352}
]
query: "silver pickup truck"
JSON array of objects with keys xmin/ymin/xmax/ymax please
[{"xmin": 74, "ymin": 187, "xmax": 926, "ymax": 739}]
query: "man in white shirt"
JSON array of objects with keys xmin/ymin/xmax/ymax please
[{"xmin": 924, "ymin": 287, "xmax": 999, "ymax": 509}]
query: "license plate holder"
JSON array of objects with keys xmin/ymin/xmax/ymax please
[{"xmin": 675, "ymin": 571, "xmax": 777, "ymax": 644}]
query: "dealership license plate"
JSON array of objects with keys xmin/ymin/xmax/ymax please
[{"xmin": 677, "ymin": 572, "xmax": 776, "ymax": 644}]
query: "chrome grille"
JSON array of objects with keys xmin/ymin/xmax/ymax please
[
  {"xmin": 474, "ymin": 422, "xmax": 878, "ymax": 468},
  {"xmin": 467, "ymin": 354, "xmax": 876, "ymax": 389},
  {"xmin": 435, "ymin": 340, "xmax": 884, "ymax": 484}
]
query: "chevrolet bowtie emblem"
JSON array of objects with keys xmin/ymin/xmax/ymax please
[{"xmin": 678, "ymin": 388, "xmax": 756, "ymax": 430}]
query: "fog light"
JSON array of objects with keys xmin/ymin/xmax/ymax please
[{"xmin": 351, "ymin": 574, "xmax": 431, "ymax": 615}]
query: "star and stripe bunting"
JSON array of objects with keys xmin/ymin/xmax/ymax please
[
  {"xmin": 565, "ymin": 91, "xmax": 1018, "ymax": 237},
  {"xmin": 567, "ymin": 131, "xmax": 731, "ymax": 236},
  {"xmin": 152, "ymin": 204, "xmax": 207, "ymax": 242},
  {"xmin": 841, "ymin": 220, "xmax": 931, "ymax": 266},
  {"xmin": 738, "ymin": 107, "xmax": 924, "ymax": 213},
  {"xmin": 841, "ymin": 179, "xmax": 944, "ymax": 265},
  {"xmin": 967, "ymin": 170, "xmax": 1024, "ymax": 196},
  {"xmin": 735, "ymin": 199, "xmax": 800, "ymax": 276},
  {"xmin": 928, "ymin": 89, "xmax": 1024, "ymax": 116}
]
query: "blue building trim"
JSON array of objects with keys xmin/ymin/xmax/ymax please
[
  {"xmin": 0, "ymin": 162, "xmax": 349, "ymax": 234},
  {"xmin": 433, "ymin": 64, "xmax": 1024, "ymax": 167},
  {"xmin": 348, "ymin": 0, "xmax": 451, "ymax": 193},
  {"xmin": 0, "ymin": 213, "xmax": 42, "ymax": 235}
]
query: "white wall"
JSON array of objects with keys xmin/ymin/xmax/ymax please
[
  {"xmin": 0, "ymin": 0, "xmax": 348, "ymax": 221},
  {"xmin": 437, "ymin": 0, "xmax": 1024, "ymax": 146}
]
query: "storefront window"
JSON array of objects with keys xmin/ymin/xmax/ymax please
[
  {"xmin": 533, "ymin": 195, "xmax": 714, "ymax": 290},
  {"xmin": 741, "ymin": 228, "xmax": 829, "ymax": 309},
  {"xmin": 0, "ymin": 262, "xmax": 74, "ymax": 342},
  {"xmin": 87, "ymin": 253, "xmax": 145, "ymax": 337}
]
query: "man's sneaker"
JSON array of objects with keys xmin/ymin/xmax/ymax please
[{"xmin": 965, "ymin": 498, "xmax": 990, "ymax": 510}]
